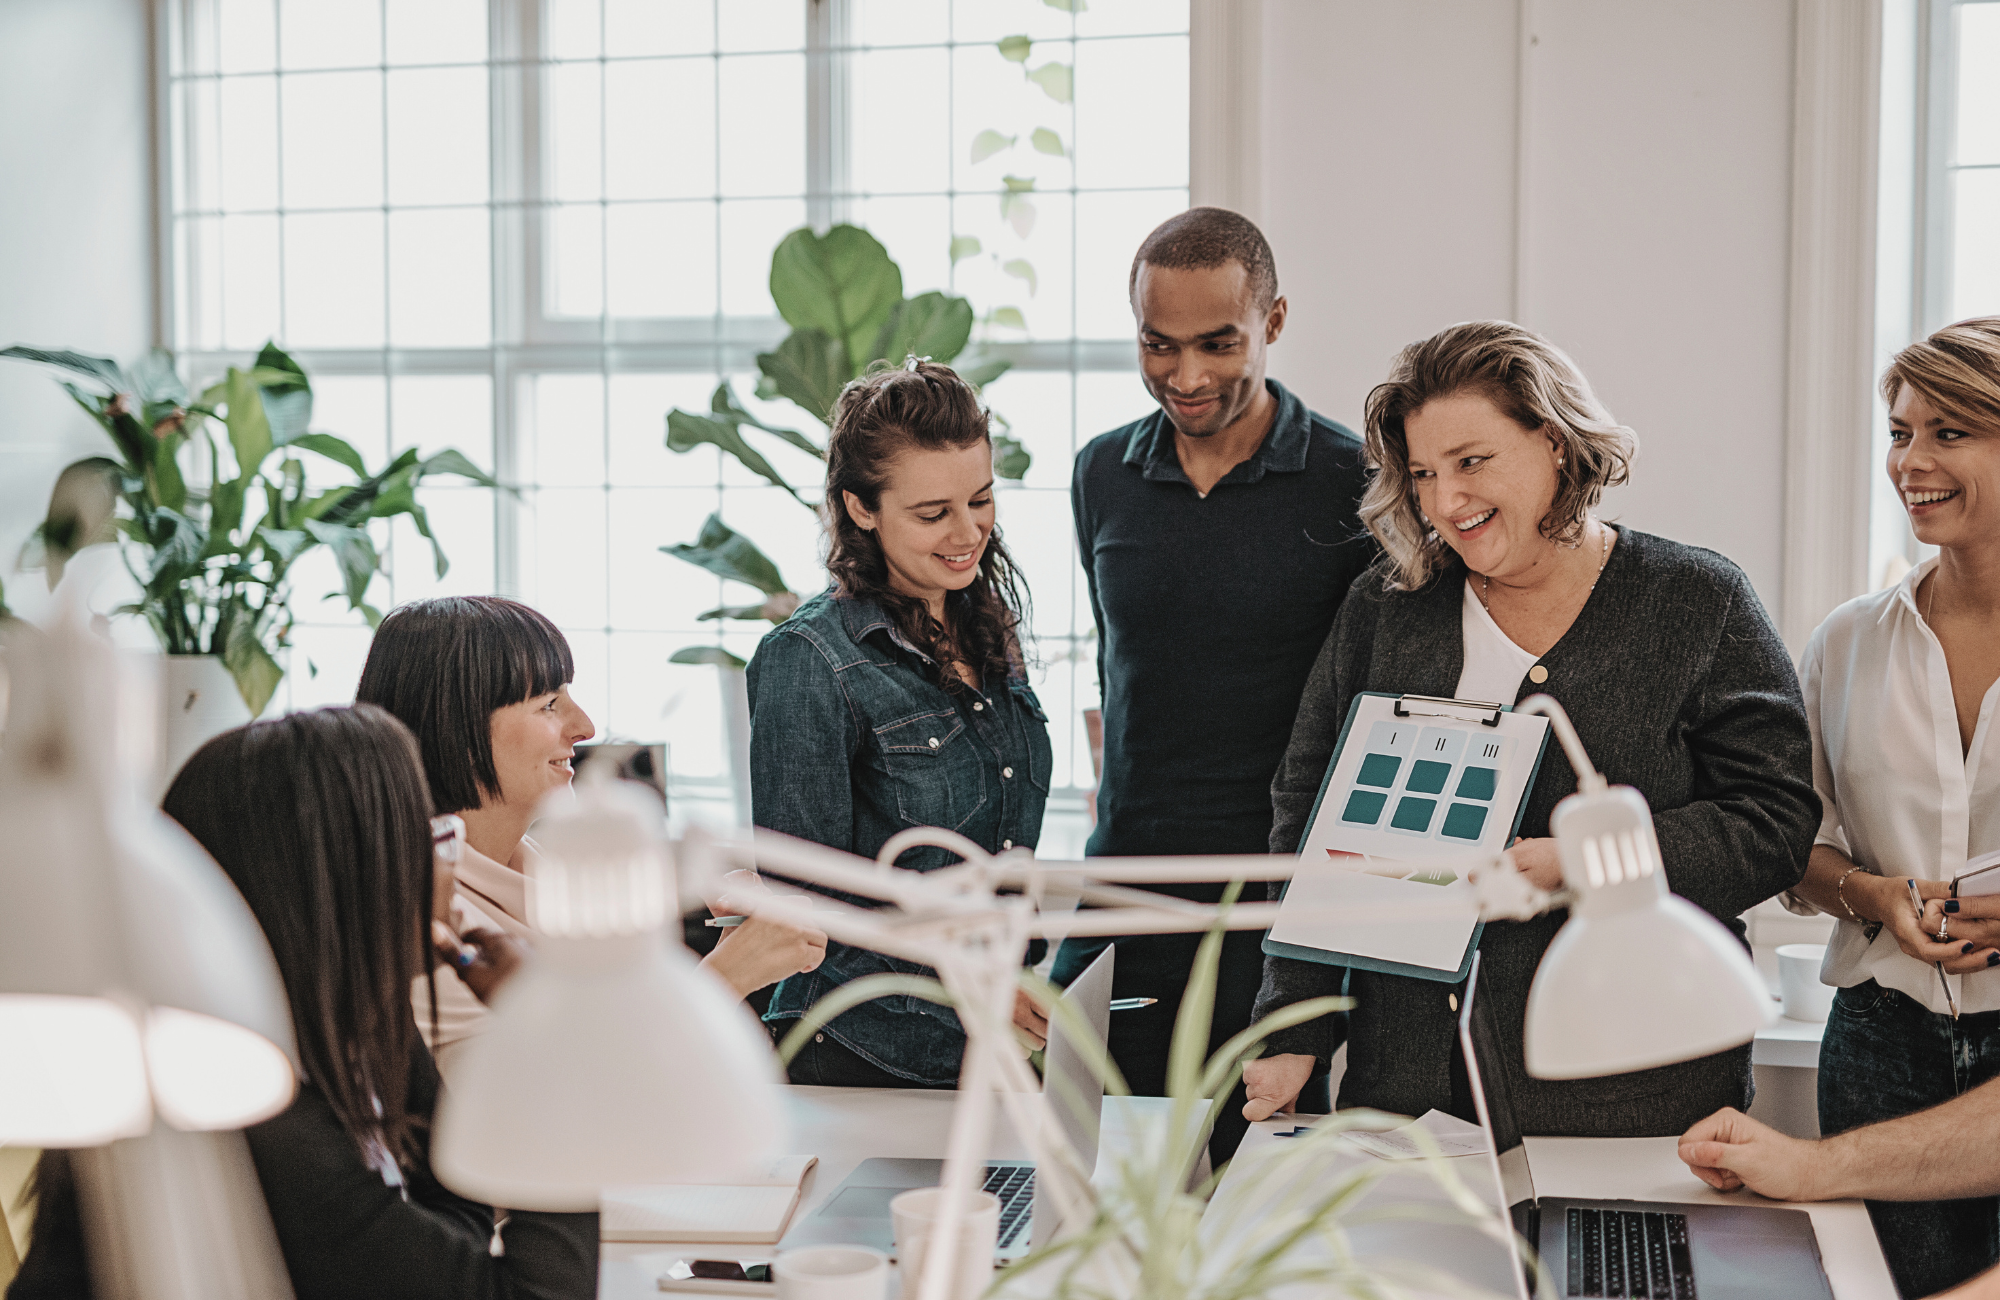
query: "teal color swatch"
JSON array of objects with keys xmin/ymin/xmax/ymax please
[
  {"xmin": 1440, "ymin": 802, "xmax": 1489, "ymax": 840},
  {"xmin": 1455, "ymin": 766, "xmax": 1498, "ymax": 800},
  {"xmin": 1406, "ymin": 759, "xmax": 1452, "ymax": 794},
  {"xmin": 1391, "ymin": 796, "xmax": 1437, "ymax": 832},
  {"xmin": 1356, "ymin": 753, "xmax": 1402, "ymax": 788},
  {"xmin": 1342, "ymin": 790, "xmax": 1388, "ymax": 824}
]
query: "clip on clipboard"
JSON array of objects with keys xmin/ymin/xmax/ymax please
[{"xmin": 1263, "ymin": 691, "xmax": 1553, "ymax": 983}]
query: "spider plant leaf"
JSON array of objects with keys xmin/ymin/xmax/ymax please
[
  {"xmin": 252, "ymin": 341, "xmax": 313, "ymax": 444},
  {"xmin": 288, "ymin": 432, "xmax": 367, "ymax": 477},
  {"xmin": 669, "ymin": 646, "xmax": 748, "ymax": 669},
  {"xmin": 0, "ymin": 345, "xmax": 128, "ymax": 391}
]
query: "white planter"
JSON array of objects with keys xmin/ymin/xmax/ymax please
[{"xmin": 161, "ymin": 655, "xmax": 253, "ymax": 790}]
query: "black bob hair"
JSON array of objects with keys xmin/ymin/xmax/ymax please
[
  {"xmin": 355, "ymin": 596, "xmax": 574, "ymax": 814},
  {"xmin": 164, "ymin": 705, "xmax": 436, "ymax": 1166}
]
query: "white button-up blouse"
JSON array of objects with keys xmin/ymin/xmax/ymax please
[{"xmin": 1785, "ymin": 557, "xmax": 2000, "ymax": 1013}]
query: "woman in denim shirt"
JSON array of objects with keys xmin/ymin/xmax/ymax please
[{"xmin": 747, "ymin": 360, "xmax": 1053, "ymax": 1088}]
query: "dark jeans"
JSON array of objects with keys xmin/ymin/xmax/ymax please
[
  {"xmin": 1819, "ymin": 979, "xmax": 2000, "ymax": 1298},
  {"xmin": 774, "ymin": 1022, "xmax": 957, "ymax": 1090}
]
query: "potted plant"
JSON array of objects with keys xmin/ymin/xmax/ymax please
[{"xmin": 3, "ymin": 341, "xmax": 497, "ymax": 771}]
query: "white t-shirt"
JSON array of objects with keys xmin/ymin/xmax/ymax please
[
  {"xmin": 1454, "ymin": 579, "xmax": 1539, "ymax": 706},
  {"xmin": 1785, "ymin": 557, "xmax": 2000, "ymax": 1014}
]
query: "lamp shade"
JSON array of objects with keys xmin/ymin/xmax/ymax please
[
  {"xmin": 431, "ymin": 777, "xmax": 786, "ymax": 1211},
  {"xmin": 0, "ymin": 618, "xmax": 296, "ymax": 1145},
  {"xmin": 1523, "ymin": 784, "xmax": 1774, "ymax": 1079}
]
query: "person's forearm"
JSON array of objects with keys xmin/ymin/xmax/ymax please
[
  {"xmin": 1814, "ymin": 1074, "xmax": 2000, "ymax": 1201},
  {"xmin": 1791, "ymin": 843, "xmax": 1889, "ymax": 923}
]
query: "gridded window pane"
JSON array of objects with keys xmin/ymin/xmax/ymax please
[
  {"xmin": 390, "ymin": 489, "xmax": 496, "ymax": 601},
  {"xmin": 604, "ymin": 631, "xmax": 686, "ymax": 743},
  {"xmin": 282, "ymin": 71, "xmax": 385, "ymax": 209},
  {"xmin": 546, "ymin": 0, "xmax": 601, "ymax": 61},
  {"xmin": 851, "ymin": 0, "xmax": 950, "ymax": 47},
  {"xmin": 1955, "ymin": 4, "xmax": 2000, "ymax": 167},
  {"xmin": 386, "ymin": 0, "xmax": 488, "ymax": 66},
  {"xmin": 950, "ymin": 0, "xmax": 1074, "ymax": 45},
  {"xmin": 389, "ymin": 208, "xmax": 492, "ymax": 346},
  {"xmin": 720, "ymin": 199, "xmax": 810, "ymax": 315},
  {"xmin": 560, "ymin": 629, "xmax": 612, "ymax": 737},
  {"xmin": 526, "ymin": 373, "xmax": 607, "ymax": 487},
  {"xmin": 605, "ymin": 0, "xmax": 715, "ymax": 58},
  {"xmin": 953, "ymin": 42, "xmax": 1074, "ymax": 195},
  {"xmin": 179, "ymin": 216, "xmax": 224, "ymax": 348},
  {"xmin": 526, "ymin": 489, "xmax": 611, "ymax": 628},
  {"xmin": 980, "ymin": 368, "xmax": 1073, "ymax": 489},
  {"xmin": 390, "ymin": 375, "xmax": 494, "ymax": 465},
  {"xmin": 548, "ymin": 203, "xmax": 605, "ymax": 316},
  {"xmin": 280, "ymin": 0, "xmax": 381, "ymax": 71},
  {"xmin": 1953, "ymin": 169, "xmax": 2000, "ymax": 319},
  {"xmin": 219, "ymin": 212, "xmax": 282, "ymax": 348},
  {"xmin": 606, "ymin": 202, "xmax": 719, "ymax": 317},
  {"xmin": 308, "ymin": 374, "xmax": 388, "ymax": 478},
  {"xmin": 281, "ymin": 625, "xmax": 376, "ymax": 712},
  {"xmin": 1077, "ymin": 0, "xmax": 1192, "ymax": 38},
  {"xmin": 717, "ymin": 0, "xmax": 807, "ymax": 53},
  {"xmin": 217, "ymin": 0, "xmax": 276, "ymax": 73},
  {"xmin": 387, "ymin": 67, "xmax": 490, "ymax": 206},
  {"xmin": 605, "ymin": 59, "xmax": 719, "ymax": 201},
  {"xmin": 952, "ymin": 189, "xmax": 1074, "ymax": 338},
  {"xmin": 717, "ymin": 54, "xmax": 807, "ymax": 197},
  {"xmin": 1074, "ymin": 37, "xmax": 1189, "ymax": 190},
  {"xmin": 216, "ymin": 75, "xmax": 278, "ymax": 210},
  {"xmin": 283, "ymin": 211, "xmax": 386, "ymax": 346},
  {"xmin": 1001, "ymin": 489, "xmax": 1078, "ymax": 638},
  {"xmin": 852, "ymin": 196, "xmax": 952, "ymax": 294},
  {"xmin": 609, "ymin": 489, "xmax": 731, "ymax": 631},
  {"xmin": 548, "ymin": 62, "xmax": 605, "ymax": 202},
  {"xmin": 1076, "ymin": 189, "xmax": 1186, "ymax": 338},
  {"xmin": 852, "ymin": 49, "xmax": 952, "ymax": 195},
  {"xmin": 610, "ymin": 373, "xmax": 726, "ymax": 487}
]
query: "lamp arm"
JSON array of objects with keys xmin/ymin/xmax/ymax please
[{"xmin": 1515, "ymin": 693, "xmax": 1607, "ymax": 794}]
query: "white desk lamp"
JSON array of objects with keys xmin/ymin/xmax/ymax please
[{"xmin": 0, "ymin": 612, "xmax": 297, "ymax": 1147}]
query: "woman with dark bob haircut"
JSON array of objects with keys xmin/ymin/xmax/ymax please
[
  {"xmin": 8, "ymin": 706, "xmax": 596, "ymax": 1300},
  {"xmin": 1244, "ymin": 321, "xmax": 1819, "ymax": 1138},
  {"xmin": 356, "ymin": 596, "xmax": 825, "ymax": 1073},
  {"xmin": 747, "ymin": 359, "xmax": 1054, "ymax": 1088}
]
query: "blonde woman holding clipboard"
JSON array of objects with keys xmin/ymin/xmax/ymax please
[
  {"xmin": 1244, "ymin": 321, "xmax": 1819, "ymax": 1140},
  {"xmin": 1727, "ymin": 318, "xmax": 2000, "ymax": 1300}
]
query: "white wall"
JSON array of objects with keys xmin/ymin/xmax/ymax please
[
  {"xmin": 1255, "ymin": 0, "xmax": 1797, "ymax": 610},
  {"xmin": 0, "ymin": 0, "xmax": 156, "ymax": 621}
]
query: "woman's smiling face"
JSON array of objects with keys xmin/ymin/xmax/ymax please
[
  {"xmin": 1404, "ymin": 390, "xmax": 1565, "ymax": 581},
  {"xmin": 1889, "ymin": 384, "xmax": 2000, "ymax": 552},
  {"xmin": 485, "ymin": 684, "xmax": 595, "ymax": 811},
  {"xmin": 843, "ymin": 440, "xmax": 996, "ymax": 612}
]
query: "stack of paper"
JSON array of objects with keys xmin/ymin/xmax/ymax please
[{"xmin": 600, "ymin": 1155, "xmax": 819, "ymax": 1243}]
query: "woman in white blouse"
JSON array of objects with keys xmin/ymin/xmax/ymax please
[{"xmin": 1782, "ymin": 317, "xmax": 2000, "ymax": 1300}]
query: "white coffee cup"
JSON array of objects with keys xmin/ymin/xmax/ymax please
[
  {"xmin": 773, "ymin": 1245, "xmax": 889, "ymax": 1300},
  {"xmin": 889, "ymin": 1187, "xmax": 1001, "ymax": 1300},
  {"xmin": 1777, "ymin": 943, "xmax": 1834, "ymax": 1022}
]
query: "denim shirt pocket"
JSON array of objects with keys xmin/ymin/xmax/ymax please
[
  {"xmin": 875, "ymin": 708, "xmax": 987, "ymax": 833},
  {"xmin": 1010, "ymin": 681, "xmax": 1054, "ymax": 795}
]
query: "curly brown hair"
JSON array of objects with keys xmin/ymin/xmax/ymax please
[{"xmin": 822, "ymin": 360, "xmax": 1029, "ymax": 689}]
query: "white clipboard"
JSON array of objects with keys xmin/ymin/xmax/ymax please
[{"xmin": 1264, "ymin": 693, "xmax": 1552, "ymax": 982}]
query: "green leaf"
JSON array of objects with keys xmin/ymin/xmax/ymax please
[
  {"xmin": 955, "ymin": 354, "xmax": 1012, "ymax": 389},
  {"xmin": 711, "ymin": 383, "xmax": 823, "ymax": 459},
  {"xmin": 661, "ymin": 513, "xmax": 789, "ymax": 595},
  {"xmin": 870, "ymin": 291, "xmax": 976, "ymax": 371},
  {"xmin": 288, "ymin": 432, "xmax": 367, "ymax": 476},
  {"xmin": 1042, "ymin": 0, "xmax": 1086, "ymax": 13},
  {"xmin": 1027, "ymin": 61, "xmax": 1073, "ymax": 103},
  {"xmin": 753, "ymin": 328, "xmax": 849, "ymax": 427},
  {"xmin": 990, "ymin": 306, "xmax": 1028, "ymax": 330},
  {"xmin": 1030, "ymin": 126, "xmax": 1067, "ymax": 157},
  {"xmin": 223, "ymin": 368, "xmax": 273, "ymax": 482},
  {"xmin": 768, "ymin": 225, "xmax": 903, "ymax": 370},
  {"xmin": 222, "ymin": 619, "xmax": 283, "ymax": 718},
  {"xmin": 667, "ymin": 407, "xmax": 807, "ymax": 501},
  {"xmin": 949, "ymin": 234, "xmax": 982, "ymax": 263},
  {"xmin": 0, "ymin": 345, "xmax": 128, "ymax": 392},
  {"xmin": 416, "ymin": 447, "xmax": 501, "ymax": 488},
  {"xmin": 258, "ymin": 527, "xmax": 313, "ymax": 564},
  {"xmin": 669, "ymin": 645, "xmax": 748, "ymax": 669},
  {"xmin": 698, "ymin": 603, "xmax": 773, "ymax": 621},
  {"xmin": 131, "ymin": 349, "xmax": 188, "ymax": 407},
  {"xmin": 253, "ymin": 342, "xmax": 313, "ymax": 444},
  {"xmin": 207, "ymin": 477, "xmax": 247, "ymax": 550},
  {"xmin": 1001, "ymin": 259, "xmax": 1039, "ymax": 296},
  {"xmin": 1001, "ymin": 174, "xmax": 1037, "ymax": 193},
  {"xmin": 302, "ymin": 518, "xmax": 381, "ymax": 609},
  {"xmin": 997, "ymin": 33, "xmax": 1032, "ymax": 62},
  {"xmin": 1000, "ymin": 186, "xmax": 1038, "ymax": 238},
  {"xmin": 993, "ymin": 432, "xmax": 1032, "ymax": 481},
  {"xmin": 144, "ymin": 509, "xmax": 207, "ymax": 585},
  {"xmin": 970, "ymin": 128, "xmax": 1015, "ymax": 163}
]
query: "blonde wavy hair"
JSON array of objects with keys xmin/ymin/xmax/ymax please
[
  {"xmin": 1881, "ymin": 316, "xmax": 2000, "ymax": 427},
  {"xmin": 1361, "ymin": 321, "xmax": 1638, "ymax": 590}
]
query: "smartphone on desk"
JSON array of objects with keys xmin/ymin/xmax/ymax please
[{"xmin": 658, "ymin": 1259, "xmax": 774, "ymax": 1294}]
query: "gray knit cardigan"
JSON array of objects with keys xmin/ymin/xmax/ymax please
[{"xmin": 1253, "ymin": 526, "xmax": 1818, "ymax": 1137}]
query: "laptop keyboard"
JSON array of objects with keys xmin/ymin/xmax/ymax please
[
  {"xmin": 984, "ymin": 1165, "xmax": 1036, "ymax": 1248},
  {"xmin": 1567, "ymin": 1208, "xmax": 1696, "ymax": 1299}
]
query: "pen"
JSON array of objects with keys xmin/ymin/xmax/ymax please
[
  {"xmin": 1108, "ymin": 997, "xmax": 1158, "ymax": 1011},
  {"xmin": 704, "ymin": 915, "xmax": 747, "ymax": 928},
  {"xmin": 1909, "ymin": 879, "xmax": 1959, "ymax": 1019}
]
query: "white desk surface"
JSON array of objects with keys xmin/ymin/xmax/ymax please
[
  {"xmin": 598, "ymin": 1087, "xmax": 1184, "ymax": 1298},
  {"xmin": 1215, "ymin": 1119, "xmax": 1895, "ymax": 1300},
  {"xmin": 1756, "ymin": 1013, "xmax": 1828, "ymax": 1069}
]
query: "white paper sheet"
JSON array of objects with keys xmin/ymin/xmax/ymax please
[{"xmin": 1343, "ymin": 1109, "xmax": 1491, "ymax": 1161}]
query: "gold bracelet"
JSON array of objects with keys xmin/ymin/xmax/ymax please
[{"xmin": 1836, "ymin": 865, "xmax": 1867, "ymax": 923}]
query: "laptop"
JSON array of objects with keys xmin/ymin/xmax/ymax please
[
  {"xmin": 1458, "ymin": 952, "xmax": 1834, "ymax": 1300},
  {"xmin": 776, "ymin": 946, "xmax": 1115, "ymax": 1264}
]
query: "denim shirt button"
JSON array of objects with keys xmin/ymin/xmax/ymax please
[
  {"xmin": 1003, "ymin": 766, "xmax": 1013, "ymax": 778},
  {"xmin": 973, "ymin": 702, "xmax": 984, "ymax": 711},
  {"xmin": 1003, "ymin": 839, "xmax": 1013, "ymax": 849},
  {"xmin": 928, "ymin": 737, "xmax": 939, "ymax": 748}
]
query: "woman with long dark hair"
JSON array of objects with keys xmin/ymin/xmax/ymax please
[
  {"xmin": 9, "ymin": 706, "xmax": 595, "ymax": 1300},
  {"xmin": 748, "ymin": 359, "xmax": 1054, "ymax": 1087},
  {"xmin": 355, "ymin": 596, "xmax": 826, "ymax": 1073}
]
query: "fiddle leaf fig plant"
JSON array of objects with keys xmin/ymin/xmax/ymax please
[
  {"xmin": 3, "ymin": 340, "xmax": 500, "ymax": 716},
  {"xmin": 662, "ymin": 224, "xmax": 1029, "ymax": 659}
]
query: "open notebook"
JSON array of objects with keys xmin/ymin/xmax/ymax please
[{"xmin": 600, "ymin": 1155, "xmax": 819, "ymax": 1244}]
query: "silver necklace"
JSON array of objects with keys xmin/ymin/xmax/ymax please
[{"xmin": 1480, "ymin": 523, "xmax": 1611, "ymax": 614}]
